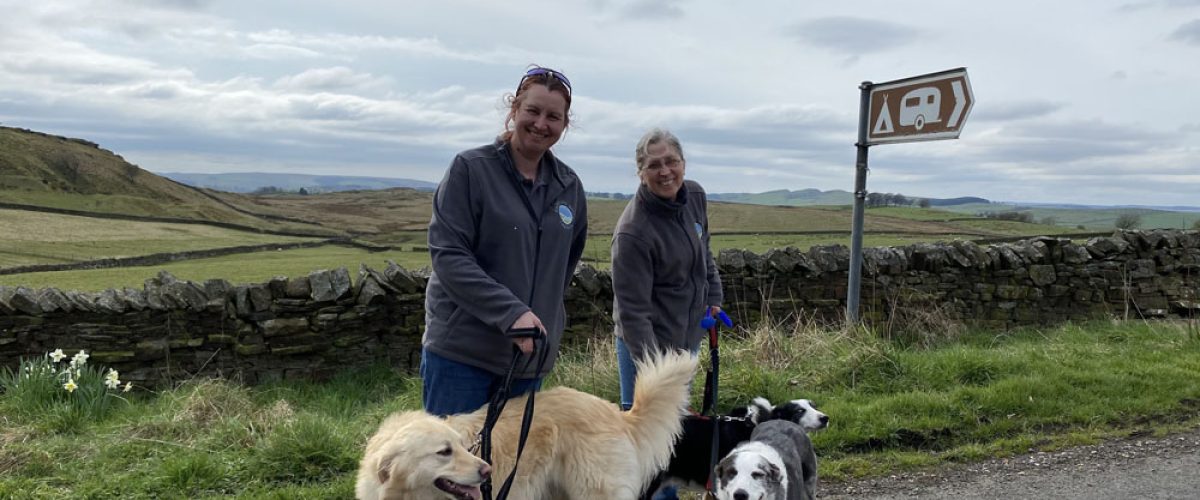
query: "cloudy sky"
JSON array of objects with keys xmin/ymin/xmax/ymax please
[{"xmin": 2, "ymin": 0, "xmax": 1198, "ymax": 206}]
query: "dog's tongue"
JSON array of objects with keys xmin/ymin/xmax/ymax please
[{"xmin": 465, "ymin": 486, "xmax": 482, "ymax": 500}]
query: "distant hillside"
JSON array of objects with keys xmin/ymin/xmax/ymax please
[
  {"xmin": 939, "ymin": 202, "xmax": 1200, "ymax": 230},
  {"xmin": 709, "ymin": 188, "xmax": 853, "ymax": 205},
  {"xmin": 996, "ymin": 201, "xmax": 1200, "ymax": 213},
  {"xmin": 929, "ymin": 196, "xmax": 989, "ymax": 206},
  {"xmin": 708, "ymin": 189, "xmax": 987, "ymax": 207},
  {"xmin": 160, "ymin": 172, "xmax": 437, "ymax": 194},
  {"xmin": 0, "ymin": 126, "xmax": 331, "ymax": 234}
]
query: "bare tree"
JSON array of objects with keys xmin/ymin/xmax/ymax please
[{"xmin": 1114, "ymin": 213, "xmax": 1142, "ymax": 230}]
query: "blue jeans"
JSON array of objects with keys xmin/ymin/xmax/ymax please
[
  {"xmin": 615, "ymin": 337, "xmax": 700, "ymax": 410},
  {"xmin": 420, "ymin": 348, "xmax": 542, "ymax": 417}
]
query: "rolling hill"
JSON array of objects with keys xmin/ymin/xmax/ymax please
[
  {"xmin": 0, "ymin": 126, "xmax": 335, "ymax": 235},
  {"xmin": 707, "ymin": 188, "xmax": 988, "ymax": 207},
  {"xmin": 160, "ymin": 172, "xmax": 437, "ymax": 193}
]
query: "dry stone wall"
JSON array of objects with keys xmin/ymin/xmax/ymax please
[{"xmin": 2, "ymin": 230, "xmax": 1197, "ymax": 387}]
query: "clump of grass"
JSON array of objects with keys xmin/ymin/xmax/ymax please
[
  {"xmin": 173, "ymin": 379, "xmax": 258, "ymax": 428},
  {"xmin": 158, "ymin": 451, "xmax": 227, "ymax": 495},
  {"xmin": 250, "ymin": 413, "xmax": 359, "ymax": 484},
  {"xmin": 548, "ymin": 336, "xmax": 621, "ymax": 401},
  {"xmin": 879, "ymin": 287, "xmax": 966, "ymax": 348}
]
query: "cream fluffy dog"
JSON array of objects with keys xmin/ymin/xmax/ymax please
[{"xmin": 356, "ymin": 350, "xmax": 698, "ymax": 500}]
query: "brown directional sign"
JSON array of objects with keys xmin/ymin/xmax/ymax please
[{"xmin": 866, "ymin": 68, "xmax": 973, "ymax": 145}]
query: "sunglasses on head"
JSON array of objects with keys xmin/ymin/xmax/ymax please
[{"xmin": 518, "ymin": 67, "xmax": 572, "ymax": 96}]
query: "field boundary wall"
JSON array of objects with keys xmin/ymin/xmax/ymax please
[{"xmin": 2, "ymin": 230, "xmax": 1197, "ymax": 387}]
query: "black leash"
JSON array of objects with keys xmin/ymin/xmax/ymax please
[
  {"xmin": 479, "ymin": 327, "xmax": 548, "ymax": 500},
  {"xmin": 700, "ymin": 308, "xmax": 732, "ymax": 494},
  {"xmin": 703, "ymin": 321, "xmax": 720, "ymax": 494}
]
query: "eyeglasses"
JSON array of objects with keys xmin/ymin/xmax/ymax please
[
  {"xmin": 643, "ymin": 157, "xmax": 683, "ymax": 172},
  {"xmin": 518, "ymin": 67, "xmax": 572, "ymax": 96}
]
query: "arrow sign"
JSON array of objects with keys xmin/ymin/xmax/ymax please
[{"xmin": 865, "ymin": 68, "xmax": 973, "ymax": 145}]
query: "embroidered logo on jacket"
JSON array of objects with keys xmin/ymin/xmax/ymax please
[
  {"xmin": 558, "ymin": 203, "xmax": 575, "ymax": 226},
  {"xmin": 694, "ymin": 222, "xmax": 704, "ymax": 239}
]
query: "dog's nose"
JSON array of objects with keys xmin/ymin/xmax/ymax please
[
  {"xmin": 479, "ymin": 463, "xmax": 491, "ymax": 480},
  {"xmin": 819, "ymin": 415, "xmax": 830, "ymax": 424},
  {"xmin": 733, "ymin": 490, "xmax": 749, "ymax": 500}
]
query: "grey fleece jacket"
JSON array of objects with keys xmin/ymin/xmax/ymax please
[
  {"xmin": 424, "ymin": 141, "xmax": 588, "ymax": 378},
  {"xmin": 611, "ymin": 180, "xmax": 723, "ymax": 361}
]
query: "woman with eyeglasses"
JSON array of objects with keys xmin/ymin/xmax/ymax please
[
  {"xmin": 421, "ymin": 66, "xmax": 587, "ymax": 416},
  {"xmin": 611, "ymin": 128, "xmax": 723, "ymax": 411}
]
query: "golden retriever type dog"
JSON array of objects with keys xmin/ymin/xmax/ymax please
[{"xmin": 356, "ymin": 350, "xmax": 698, "ymax": 500}]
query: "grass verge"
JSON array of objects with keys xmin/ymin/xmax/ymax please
[{"xmin": 1, "ymin": 320, "xmax": 1198, "ymax": 498}]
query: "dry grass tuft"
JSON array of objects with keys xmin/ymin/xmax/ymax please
[
  {"xmin": 171, "ymin": 380, "xmax": 256, "ymax": 427},
  {"xmin": 879, "ymin": 287, "xmax": 966, "ymax": 348}
]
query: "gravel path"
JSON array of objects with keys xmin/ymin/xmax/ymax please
[{"xmin": 821, "ymin": 426, "xmax": 1200, "ymax": 499}]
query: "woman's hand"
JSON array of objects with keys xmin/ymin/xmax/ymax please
[{"xmin": 511, "ymin": 311, "xmax": 547, "ymax": 354}]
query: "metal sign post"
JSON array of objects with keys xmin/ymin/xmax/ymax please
[
  {"xmin": 847, "ymin": 82, "xmax": 871, "ymax": 324},
  {"xmin": 847, "ymin": 68, "xmax": 974, "ymax": 324}
]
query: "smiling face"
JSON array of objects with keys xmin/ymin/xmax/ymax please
[
  {"xmin": 507, "ymin": 84, "xmax": 568, "ymax": 159},
  {"xmin": 638, "ymin": 140, "xmax": 686, "ymax": 200}
]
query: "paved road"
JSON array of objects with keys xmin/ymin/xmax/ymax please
[{"xmin": 822, "ymin": 427, "xmax": 1200, "ymax": 499}]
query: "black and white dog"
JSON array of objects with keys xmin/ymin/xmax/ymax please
[
  {"xmin": 714, "ymin": 419, "xmax": 817, "ymax": 500},
  {"xmin": 642, "ymin": 398, "xmax": 828, "ymax": 498}
]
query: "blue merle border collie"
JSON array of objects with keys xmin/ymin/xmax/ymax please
[{"xmin": 641, "ymin": 397, "xmax": 828, "ymax": 499}]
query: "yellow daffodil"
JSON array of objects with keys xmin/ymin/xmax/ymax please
[
  {"xmin": 49, "ymin": 349, "xmax": 67, "ymax": 363},
  {"xmin": 63, "ymin": 379, "xmax": 78, "ymax": 393}
]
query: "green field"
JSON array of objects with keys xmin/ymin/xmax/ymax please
[
  {"xmin": 0, "ymin": 190, "xmax": 1176, "ymax": 292},
  {"xmin": 0, "ymin": 246, "xmax": 429, "ymax": 292},
  {"xmin": 0, "ymin": 204, "xmax": 1103, "ymax": 290},
  {"xmin": 0, "ymin": 209, "xmax": 320, "ymax": 269},
  {"xmin": 940, "ymin": 203, "xmax": 1200, "ymax": 230}
]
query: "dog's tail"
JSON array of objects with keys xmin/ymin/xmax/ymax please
[{"xmin": 623, "ymin": 350, "xmax": 698, "ymax": 483}]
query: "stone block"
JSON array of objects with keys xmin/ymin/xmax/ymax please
[
  {"xmin": 1029, "ymin": 265, "xmax": 1057, "ymax": 286},
  {"xmin": 260, "ymin": 317, "xmax": 310, "ymax": 337},
  {"xmin": 91, "ymin": 351, "xmax": 136, "ymax": 363}
]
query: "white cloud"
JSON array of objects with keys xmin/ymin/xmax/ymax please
[
  {"xmin": 274, "ymin": 67, "xmax": 392, "ymax": 92},
  {"xmin": 1169, "ymin": 19, "xmax": 1200, "ymax": 44},
  {"xmin": 786, "ymin": 17, "xmax": 921, "ymax": 55},
  {"xmin": 0, "ymin": 0, "xmax": 1197, "ymax": 206}
]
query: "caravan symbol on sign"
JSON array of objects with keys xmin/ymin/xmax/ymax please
[{"xmin": 866, "ymin": 68, "xmax": 973, "ymax": 145}]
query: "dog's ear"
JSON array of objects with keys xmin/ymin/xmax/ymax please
[
  {"xmin": 747, "ymin": 397, "xmax": 773, "ymax": 423},
  {"xmin": 765, "ymin": 461, "xmax": 783, "ymax": 484},
  {"xmin": 376, "ymin": 454, "xmax": 395, "ymax": 485}
]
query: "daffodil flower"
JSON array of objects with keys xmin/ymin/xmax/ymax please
[
  {"xmin": 70, "ymin": 350, "xmax": 89, "ymax": 367},
  {"xmin": 49, "ymin": 349, "xmax": 67, "ymax": 363},
  {"xmin": 104, "ymin": 369, "xmax": 121, "ymax": 389},
  {"xmin": 63, "ymin": 379, "xmax": 78, "ymax": 393},
  {"xmin": 123, "ymin": 382, "xmax": 133, "ymax": 392}
]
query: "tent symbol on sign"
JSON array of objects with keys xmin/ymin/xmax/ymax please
[{"xmin": 899, "ymin": 87, "xmax": 941, "ymax": 130}]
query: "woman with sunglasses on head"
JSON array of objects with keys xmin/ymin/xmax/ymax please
[
  {"xmin": 422, "ymin": 66, "xmax": 587, "ymax": 416},
  {"xmin": 611, "ymin": 128, "xmax": 723, "ymax": 408}
]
